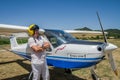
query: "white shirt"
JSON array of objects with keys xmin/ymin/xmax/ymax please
[{"xmin": 28, "ymin": 36, "xmax": 47, "ymax": 64}]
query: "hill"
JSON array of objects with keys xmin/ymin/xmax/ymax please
[
  {"xmin": 75, "ymin": 27, "xmax": 92, "ymax": 31},
  {"xmin": 74, "ymin": 27, "xmax": 120, "ymax": 39}
]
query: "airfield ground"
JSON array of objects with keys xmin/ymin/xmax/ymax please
[{"xmin": 0, "ymin": 39, "xmax": 120, "ymax": 80}]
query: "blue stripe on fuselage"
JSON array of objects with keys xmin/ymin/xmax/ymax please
[
  {"xmin": 46, "ymin": 56, "xmax": 102, "ymax": 60},
  {"xmin": 46, "ymin": 56, "xmax": 102, "ymax": 68}
]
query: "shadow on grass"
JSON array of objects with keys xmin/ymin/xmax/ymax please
[
  {"xmin": 49, "ymin": 67, "xmax": 86, "ymax": 80},
  {"xmin": 1, "ymin": 59, "xmax": 86, "ymax": 80}
]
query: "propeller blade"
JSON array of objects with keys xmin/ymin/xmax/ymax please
[
  {"xmin": 107, "ymin": 52, "xmax": 118, "ymax": 76},
  {"xmin": 96, "ymin": 12, "xmax": 118, "ymax": 77},
  {"xmin": 96, "ymin": 12, "xmax": 107, "ymax": 43}
]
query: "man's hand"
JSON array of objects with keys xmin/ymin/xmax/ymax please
[
  {"xmin": 31, "ymin": 42, "xmax": 50, "ymax": 53},
  {"xmin": 43, "ymin": 42, "xmax": 50, "ymax": 49},
  {"xmin": 31, "ymin": 45, "xmax": 44, "ymax": 52}
]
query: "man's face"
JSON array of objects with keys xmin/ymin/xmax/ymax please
[{"xmin": 34, "ymin": 29, "xmax": 39, "ymax": 37}]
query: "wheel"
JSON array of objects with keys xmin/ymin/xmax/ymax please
[{"xmin": 64, "ymin": 69, "xmax": 72, "ymax": 74}]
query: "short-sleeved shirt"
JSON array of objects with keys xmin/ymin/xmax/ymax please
[{"xmin": 28, "ymin": 36, "xmax": 47, "ymax": 64}]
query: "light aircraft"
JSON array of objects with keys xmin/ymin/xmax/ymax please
[{"xmin": 0, "ymin": 13, "xmax": 118, "ymax": 80}]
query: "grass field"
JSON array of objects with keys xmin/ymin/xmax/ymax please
[{"xmin": 0, "ymin": 39, "xmax": 120, "ymax": 80}]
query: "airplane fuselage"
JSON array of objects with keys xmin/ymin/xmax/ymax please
[
  {"xmin": 47, "ymin": 43, "xmax": 105, "ymax": 68},
  {"xmin": 10, "ymin": 29, "xmax": 117, "ymax": 69}
]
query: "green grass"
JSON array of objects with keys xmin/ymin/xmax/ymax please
[
  {"xmin": 107, "ymin": 39, "xmax": 120, "ymax": 47},
  {"xmin": 0, "ymin": 38, "xmax": 28, "ymax": 45}
]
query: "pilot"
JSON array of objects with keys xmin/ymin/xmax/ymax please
[{"xmin": 27, "ymin": 24, "xmax": 50, "ymax": 80}]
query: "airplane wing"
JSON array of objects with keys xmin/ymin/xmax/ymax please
[
  {"xmin": 0, "ymin": 24, "xmax": 27, "ymax": 33},
  {"xmin": 64, "ymin": 30, "xmax": 108, "ymax": 34},
  {"xmin": 0, "ymin": 24, "xmax": 107, "ymax": 35},
  {"xmin": 0, "ymin": 24, "xmax": 45, "ymax": 35}
]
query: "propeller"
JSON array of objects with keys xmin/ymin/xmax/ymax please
[{"xmin": 96, "ymin": 12, "xmax": 118, "ymax": 76}]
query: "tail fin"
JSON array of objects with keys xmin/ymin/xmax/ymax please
[{"xmin": 10, "ymin": 36, "xmax": 18, "ymax": 49}]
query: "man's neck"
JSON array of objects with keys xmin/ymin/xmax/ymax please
[{"xmin": 33, "ymin": 35, "xmax": 39, "ymax": 39}]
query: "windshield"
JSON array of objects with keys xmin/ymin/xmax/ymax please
[
  {"xmin": 45, "ymin": 29, "xmax": 76, "ymax": 42},
  {"xmin": 45, "ymin": 30, "xmax": 66, "ymax": 48}
]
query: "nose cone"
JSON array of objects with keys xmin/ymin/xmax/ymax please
[{"xmin": 105, "ymin": 43, "xmax": 118, "ymax": 51}]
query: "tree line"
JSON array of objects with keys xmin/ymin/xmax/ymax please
[
  {"xmin": 0, "ymin": 37, "xmax": 28, "ymax": 45},
  {"xmin": 75, "ymin": 27, "xmax": 120, "ymax": 39}
]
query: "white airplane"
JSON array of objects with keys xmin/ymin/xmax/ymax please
[{"xmin": 0, "ymin": 14, "xmax": 118, "ymax": 80}]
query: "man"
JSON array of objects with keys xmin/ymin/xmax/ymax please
[{"xmin": 27, "ymin": 24, "xmax": 50, "ymax": 80}]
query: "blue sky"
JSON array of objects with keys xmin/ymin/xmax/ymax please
[{"xmin": 0, "ymin": 0, "xmax": 120, "ymax": 30}]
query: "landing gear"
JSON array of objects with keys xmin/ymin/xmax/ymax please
[
  {"xmin": 90, "ymin": 67, "xmax": 101, "ymax": 80},
  {"xmin": 28, "ymin": 71, "xmax": 33, "ymax": 80},
  {"xmin": 64, "ymin": 69, "xmax": 72, "ymax": 74}
]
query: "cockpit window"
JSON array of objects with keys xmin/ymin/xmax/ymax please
[
  {"xmin": 45, "ymin": 29, "xmax": 76, "ymax": 42},
  {"xmin": 45, "ymin": 29, "xmax": 76, "ymax": 48},
  {"xmin": 45, "ymin": 30, "xmax": 66, "ymax": 48}
]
